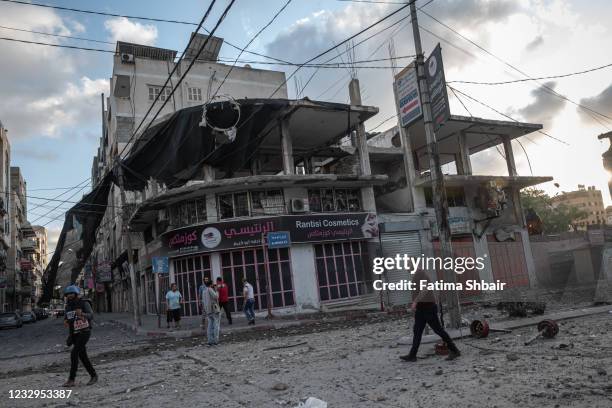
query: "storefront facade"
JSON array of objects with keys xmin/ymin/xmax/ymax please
[{"xmin": 156, "ymin": 211, "xmax": 378, "ymax": 317}]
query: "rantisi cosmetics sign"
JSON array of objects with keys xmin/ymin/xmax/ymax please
[
  {"xmin": 290, "ymin": 213, "xmax": 378, "ymax": 242},
  {"xmin": 162, "ymin": 213, "xmax": 377, "ymax": 256}
]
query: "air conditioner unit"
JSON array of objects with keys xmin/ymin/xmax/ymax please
[
  {"xmin": 120, "ymin": 53, "xmax": 135, "ymax": 64},
  {"xmin": 290, "ymin": 198, "xmax": 309, "ymax": 214}
]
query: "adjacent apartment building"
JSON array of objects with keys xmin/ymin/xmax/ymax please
[
  {"xmin": 0, "ymin": 121, "xmax": 10, "ymax": 311},
  {"xmin": 551, "ymin": 185, "xmax": 605, "ymax": 228}
]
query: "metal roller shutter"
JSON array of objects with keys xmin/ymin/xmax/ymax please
[{"xmin": 380, "ymin": 231, "xmax": 423, "ymax": 306}]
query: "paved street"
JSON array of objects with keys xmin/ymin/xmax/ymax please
[{"xmin": 1, "ymin": 304, "xmax": 612, "ymax": 407}]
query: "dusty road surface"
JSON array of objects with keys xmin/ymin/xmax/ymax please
[{"xmin": 1, "ymin": 306, "xmax": 612, "ymax": 408}]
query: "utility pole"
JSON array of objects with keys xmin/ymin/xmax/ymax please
[
  {"xmin": 117, "ymin": 162, "xmax": 141, "ymax": 327},
  {"xmin": 409, "ymin": 2, "xmax": 460, "ymax": 328}
]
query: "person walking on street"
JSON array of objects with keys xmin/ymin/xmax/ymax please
[
  {"xmin": 62, "ymin": 285, "xmax": 98, "ymax": 387},
  {"xmin": 199, "ymin": 276, "xmax": 211, "ymax": 329},
  {"xmin": 216, "ymin": 276, "xmax": 232, "ymax": 324},
  {"xmin": 202, "ymin": 280, "xmax": 220, "ymax": 346},
  {"xmin": 165, "ymin": 283, "xmax": 183, "ymax": 329},
  {"xmin": 243, "ymin": 278, "xmax": 255, "ymax": 325},
  {"xmin": 400, "ymin": 269, "xmax": 460, "ymax": 362}
]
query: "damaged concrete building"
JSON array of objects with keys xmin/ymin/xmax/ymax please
[
  {"xmin": 62, "ymin": 35, "xmax": 554, "ymax": 317},
  {"xmin": 368, "ymin": 116, "xmax": 552, "ymax": 306}
]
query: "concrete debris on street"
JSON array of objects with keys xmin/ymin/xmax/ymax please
[{"xmin": 2, "ymin": 293, "xmax": 612, "ymax": 407}]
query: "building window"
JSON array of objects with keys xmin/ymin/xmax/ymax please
[
  {"xmin": 148, "ymin": 85, "xmax": 172, "ymax": 102},
  {"xmin": 173, "ymin": 254, "xmax": 211, "ymax": 317},
  {"xmin": 217, "ymin": 190, "xmax": 285, "ymax": 219},
  {"xmin": 187, "ymin": 87, "xmax": 202, "ymax": 101},
  {"xmin": 169, "ymin": 198, "xmax": 207, "ymax": 227},
  {"xmin": 308, "ymin": 188, "xmax": 361, "ymax": 213},
  {"xmin": 424, "ymin": 187, "xmax": 466, "ymax": 207},
  {"xmin": 314, "ymin": 242, "xmax": 369, "ymax": 301},
  {"xmin": 221, "ymin": 247, "xmax": 294, "ymax": 313}
]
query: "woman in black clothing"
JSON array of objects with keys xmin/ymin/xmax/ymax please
[{"xmin": 62, "ymin": 285, "xmax": 98, "ymax": 387}]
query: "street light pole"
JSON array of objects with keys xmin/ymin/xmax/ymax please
[{"xmin": 409, "ymin": 1, "xmax": 460, "ymax": 328}]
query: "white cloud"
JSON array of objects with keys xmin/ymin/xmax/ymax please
[
  {"xmin": 104, "ymin": 17, "xmax": 158, "ymax": 45},
  {"xmin": 0, "ymin": 2, "xmax": 110, "ymax": 140},
  {"xmin": 26, "ymin": 77, "xmax": 109, "ymax": 137}
]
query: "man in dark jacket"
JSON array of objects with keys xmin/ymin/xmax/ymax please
[
  {"xmin": 400, "ymin": 270, "xmax": 460, "ymax": 362},
  {"xmin": 216, "ymin": 277, "xmax": 232, "ymax": 324},
  {"xmin": 62, "ymin": 285, "xmax": 98, "ymax": 387}
]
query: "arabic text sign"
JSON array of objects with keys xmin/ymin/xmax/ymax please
[
  {"xmin": 162, "ymin": 213, "xmax": 379, "ymax": 256},
  {"xmin": 426, "ymin": 44, "xmax": 450, "ymax": 131},
  {"xmin": 163, "ymin": 218, "xmax": 282, "ymax": 257},
  {"xmin": 267, "ymin": 231, "xmax": 291, "ymax": 249},
  {"xmin": 152, "ymin": 256, "xmax": 169, "ymax": 274},
  {"xmin": 95, "ymin": 261, "xmax": 112, "ymax": 282},
  {"xmin": 394, "ymin": 65, "xmax": 422, "ymax": 127}
]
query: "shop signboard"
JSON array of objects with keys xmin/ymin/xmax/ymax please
[
  {"xmin": 20, "ymin": 260, "xmax": 32, "ymax": 272},
  {"xmin": 267, "ymin": 231, "xmax": 291, "ymax": 249},
  {"xmin": 152, "ymin": 256, "xmax": 169, "ymax": 274},
  {"xmin": 425, "ymin": 43, "xmax": 450, "ymax": 131},
  {"xmin": 84, "ymin": 263, "xmax": 93, "ymax": 280},
  {"xmin": 162, "ymin": 213, "xmax": 378, "ymax": 256},
  {"xmin": 285, "ymin": 213, "xmax": 379, "ymax": 243},
  {"xmin": 96, "ymin": 261, "xmax": 112, "ymax": 283}
]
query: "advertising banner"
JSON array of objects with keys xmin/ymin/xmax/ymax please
[
  {"xmin": 426, "ymin": 43, "xmax": 451, "ymax": 131},
  {"xmin": 162, "ymin": 213, "xmax": 378, "ymax": 257},
  {"xmin": 394, "ymin": 65, "xmax": 422, "ymax": 127}
]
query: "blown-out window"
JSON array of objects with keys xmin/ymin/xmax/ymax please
[
  {"xmin": 169, "ymin": 198, "xmax": 207, "ymax": 227},
  {"xmin": 308, "ymin": 188, "xmax": 361, "ymax": 213},
  {"xmin": 217, "ymin": 190, "xmax": 285, "ymax": 219}
]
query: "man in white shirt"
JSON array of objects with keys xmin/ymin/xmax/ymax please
[{"xmin": 243, "ymin": 278, "xmax": 255, "ymax": 325}]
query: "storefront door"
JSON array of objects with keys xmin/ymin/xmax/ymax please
[
  {"xmin": 220, "ymin": 247, "xmax": 295, "ymax": 313},
  {"xmin": 173, "ymin": 255, "xmax": 211, "ymax": 317},
  {"xmin": 314, "ymin": 241, "xmax": 369, "ymax": 302}
]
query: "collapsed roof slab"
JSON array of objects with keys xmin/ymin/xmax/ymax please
[
  {"xmin": 405, "ymin": 115, "xmax": 542, "ymax": 171},
  {"xmin": 414, "ymin": 174, "xmax": 553, "ymax": 189}
]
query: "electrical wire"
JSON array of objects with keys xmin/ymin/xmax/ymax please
[
  {"xmin": 448, "ymin": 62, "xmax": 612, "ymax": 86},
  {"xmin": 0, "ymin": 0, "xmax": 293, "ymax": 66},
  {"xmin": 28, "ymin": 185, "xmax": 93, "ymax": 192},
  {"xmin": 0, "ymin": 24, "xmax": 115, "ymax": 44},
  {"xmin": 208, "ymin": 0, "xmax": 293, "ymax": 102},
  {"xmin": 29, "ymin": 184, "xmax": 90, "ymax": 224},
  {"xmin": 0, "ymin": 189, "xmax": 122, "ymax": 208},
  {"xmin": 447, "ymin": 84, "xmax": 569, "ymax": 146},
  {"xmin": 336, "ymin": 0, "xmax": 410, "ymax": 4},
  {"xmin": 270, "ymin": 2, "xmax": 413, "ymax": 102},
  {"xmin": 0, "ymin": 36, "xmax": 114, "ymax": 53}
]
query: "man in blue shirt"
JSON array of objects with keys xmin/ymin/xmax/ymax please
[{"xmin": 165, "ymin": 283, "xmax": 183, "ymax": 329}]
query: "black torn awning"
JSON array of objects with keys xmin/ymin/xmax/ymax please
[
  {"xmin": 40, "ymin": 172, "xmax": 114, "ymax": 305},
  {"xmin": 121, "ymin": 98, "xmax": 378, "ymax": 191}
]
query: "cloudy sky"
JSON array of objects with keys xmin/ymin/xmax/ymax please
[{"xmin": 0, "ymin": 0, "xmax": 611, "ymax": 252}]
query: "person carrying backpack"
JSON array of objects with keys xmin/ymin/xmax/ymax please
[{"xmin": 62, "ymin": 285, "xmax": 98, "ymax": 387}]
